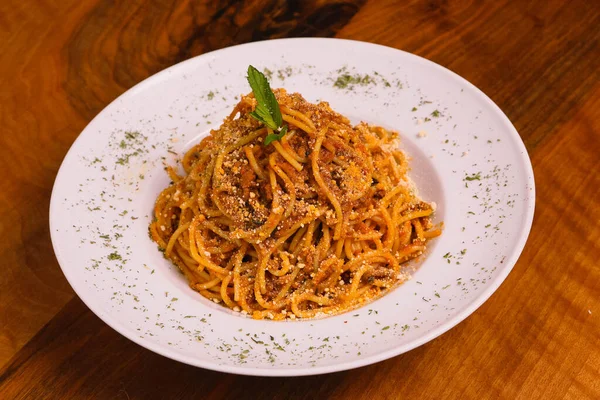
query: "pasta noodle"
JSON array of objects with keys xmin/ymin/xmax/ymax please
[{"xmin": 149, "ymin": 89, "xmax": 441, "ymax": 320}]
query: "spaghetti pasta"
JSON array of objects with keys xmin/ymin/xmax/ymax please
[{"xmin": 150, "ymin": 89, "xmax": 441, "ymax": 320}]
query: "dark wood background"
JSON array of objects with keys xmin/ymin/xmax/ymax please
[{"xmin": 1, "ymin": 0, "xmax": 599, "ymax": 398}]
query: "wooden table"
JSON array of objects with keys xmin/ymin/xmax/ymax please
[{"xmin": 1, "ymin": 0, "xmax": 598, "ymax": 398}]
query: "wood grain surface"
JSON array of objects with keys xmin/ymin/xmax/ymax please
[{"xmin": 0, "ymin": 0, "xmax": 598, "ymax": 399}]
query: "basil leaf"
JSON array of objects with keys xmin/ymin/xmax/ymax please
[
  {"xmin": 264, "ymin": 125, "xmax": 288, "ymax": 145},
  {"xmin": 248, "ymin": 111, "xmax": 267, "ymax": 125},
  {"xmin": 247, "ymin": 65, "xmax": 282, "ymax": 129},
  {"xmin": 251, "ymin": 106, "xmax": 277, "ymax": 130}
]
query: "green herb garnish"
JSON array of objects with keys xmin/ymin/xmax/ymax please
[
  {"xmin": 465, "ymin": 172, "xmax": 481, "ymax": 181},
  {"xmin": 264, "ymin": 125, "xmax": 287, "ymax": 145},
  {"xmin": 246, "ymin": 65, "xmax": 288, "ymax": 145}
]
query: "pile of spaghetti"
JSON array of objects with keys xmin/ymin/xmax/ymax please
[{"xmin": 150, "ymin": 89, "xmax": 441, "ymax": 320}]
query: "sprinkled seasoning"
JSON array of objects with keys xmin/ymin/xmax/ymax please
[
  {"xmin": 334, "ymin": 73, "xmax": 373, "ymax": 89},
  {"xmin": 329, "ymin": 66, "xmax": 403, "ymax": 92}
]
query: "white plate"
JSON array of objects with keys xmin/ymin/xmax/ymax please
[{"xmin": 50, "ymin": 38, "xmax": 535, "ymax": 376}]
